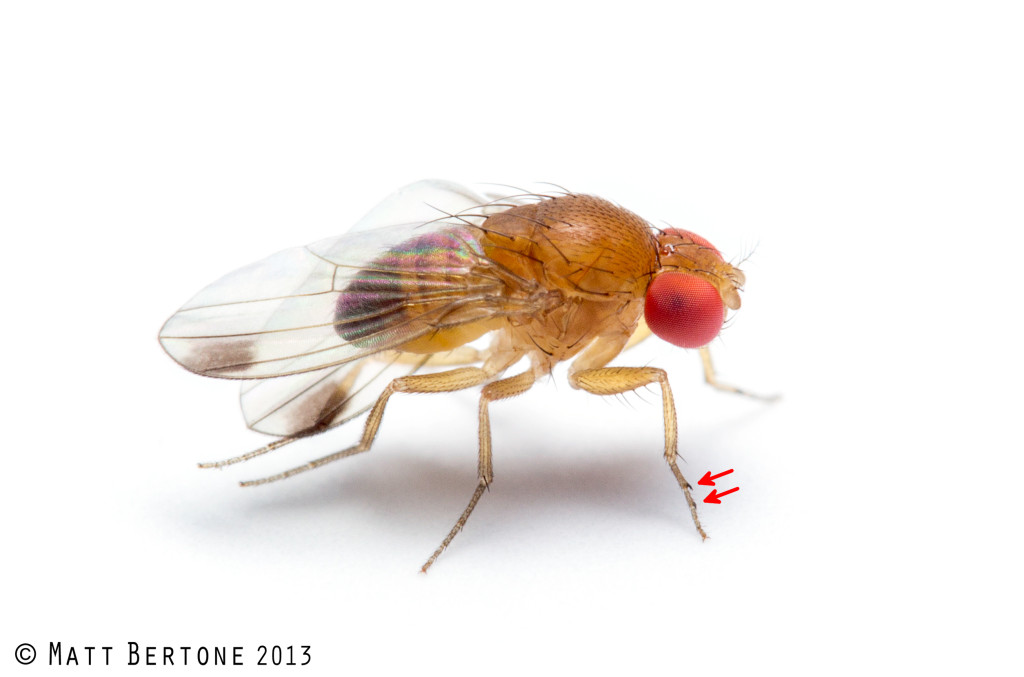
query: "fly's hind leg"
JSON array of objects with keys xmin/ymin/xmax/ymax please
[
  {"xmin": 421, "ymin": 369, "xmax": 536, "ymax": 573},
  {"xmin": 569, "ymin": 366, "xmax": 707, "ymax": 541},
  {"xmin": 700, "ymin": 347, "xmax": 779, "ymax": 401},
  {"xmin": 198, "ymin": 435, "xmax": 304, "ymax": 470},
  {"xmin": 240, "ymin": 367, "xmax": 491, "ymax": 487}
]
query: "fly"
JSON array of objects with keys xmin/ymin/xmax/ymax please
[{"xmin": 159, "ymin": 180, "xmax": 769, "ymax": 571}]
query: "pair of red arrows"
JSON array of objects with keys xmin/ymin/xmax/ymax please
[{"xmin": 698, "ymin": 469, "xmax": 738, "ymax": 504}]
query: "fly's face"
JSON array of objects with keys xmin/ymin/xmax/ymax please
[{"xmin": 644, "ymin": 229, "xmax": 746, "ymax": 349}]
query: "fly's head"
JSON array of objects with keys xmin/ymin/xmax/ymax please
[{"xmin": 644, "ymin": 229, "xmax": 746, "ymax": 349}]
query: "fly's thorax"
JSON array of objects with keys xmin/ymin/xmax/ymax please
[
  {"xmin": 480, "ymin": 194, "xmax": 659, "ymax": 301},
  {"xmin": 519, "ymin": 294, "xmax": 646, "ymax": 366},
  {"xmin": 477, "ymin": 194, "xmax": 658, "ymax": 367}
]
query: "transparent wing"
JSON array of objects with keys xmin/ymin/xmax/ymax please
[
  {"xmin": 239, "ymin": 352, "xmax": 430, "ymax": 436},
  {"xmin": 347, "ymin": 179, "xmax": 559, "ymax": 233},
  {"xmin": 348, "ymin": 179, "xmax": 492, "ymax": 233},
  {"xmin": 160, "ymin": 220, "xmax": 520, "ymax": 379},
  {"xmin": 239, "ymin": 347, "xmax": 489, "ymax": 436},
  {"xmin": 159, "ymin": 180, "xmax": 559, "ymax": 381}
]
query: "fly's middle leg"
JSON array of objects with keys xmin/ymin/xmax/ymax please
[
  {"xmin": 569, "ymin": 366, "xmax": 707, "ymax": 541},
  {"xmin": 239, "ymin": 367, "xmax": 491, "ymax": 487},
  {"xmin": 421, "ymin": 369, "xmax": 536, "ymax": 573}
]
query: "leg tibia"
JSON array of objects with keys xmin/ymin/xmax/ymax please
[
  {"xmin": 241, "ymin": 367, "xmax": 490, "ymax": 487},
  {"xmin": 571, "ymin": 367, "xmax": 676, "ymax": 459},
  {"xmin": 424, "ymin": 370, "xmax": 536, "ymax": 572},
  {"xmin": 570, "ymin": 366, "xmax": 706, "ymax": 540}
]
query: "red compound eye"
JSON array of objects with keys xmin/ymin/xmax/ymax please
[{"xmin": 644, "ymin": 273, "xmax": 725, "ymax": 348}]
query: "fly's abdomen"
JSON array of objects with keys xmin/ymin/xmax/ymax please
[{"xmin": 334, "ymin": 228, "xmax": 503, "ymax": 352}]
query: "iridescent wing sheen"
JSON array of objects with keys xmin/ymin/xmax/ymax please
[
  {"xmin": 159, "ymin": 220, "xmax": 517, "ymax": 380},
  {"xmin": 159, "ymin": 178, "xmax": 553, "ymax": 381},
  {"xmin": 161, "ymin": 180, "xmax": 558, "ymax": 435}
]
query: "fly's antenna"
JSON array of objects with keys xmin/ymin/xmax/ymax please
[{"xmin": 732, "ymin": 239, "xmax": 759, "ymax": 268}]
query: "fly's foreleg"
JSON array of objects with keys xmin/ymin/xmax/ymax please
[
  {"xmin": 569, "ymin": 366, "xmax": 707, "ymax": 540},
  {"xmin": 421, "ymin": 369, "xmax": 536, "ymax": 573},
  {"xmin": 240, "ymin": 367, "xmax": 491, "ymax": 488}
]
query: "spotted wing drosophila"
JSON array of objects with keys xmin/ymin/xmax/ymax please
[{"xmin": 159, "ymin": 180, "xmax": 762, "ymax": 571}]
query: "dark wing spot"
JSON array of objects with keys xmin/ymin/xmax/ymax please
[
  {"xmin": 189, "ymin": 337, "xmax": 260, "ymax": 375},
  {"xmin": 286, "ymin": 370, "xmax": 358, "ymax": 434}
]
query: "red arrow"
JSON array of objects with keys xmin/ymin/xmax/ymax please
[
  {"xmin": 698, "ymin": 469, "xmax": 734, "ymax": 487},
  {"xmin": 703, "ymin": 487, "xmax": 739, "ymax": 504}
]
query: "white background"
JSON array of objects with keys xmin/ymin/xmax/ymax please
[{"xmin": 3, "ymin": 1, "xmax": 1021, "ymax": 675}]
